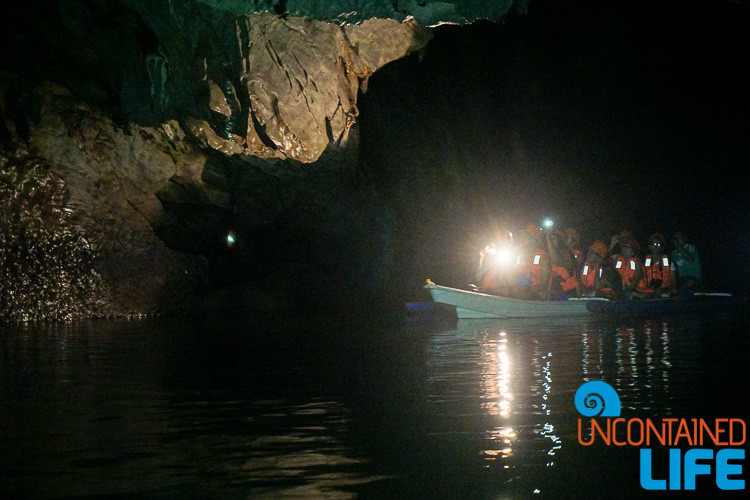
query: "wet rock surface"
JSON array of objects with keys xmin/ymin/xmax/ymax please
[
  {"xmin": 2, "ymin": 82, "xmax": 208, "ymax": 319},
  {"xmin": 136, "ymin": 5, "xmax": 432, "ymax": 163},
  {"xmin": 0, "ymin": 147, "xmax": 111, "ymax": 322},
  {"xmin": 194, "ymin": 0, "xmax": 526, "ymax": 26},
  {"xmin": 0, "ymin": 80, "xmax": 394, "ymax": 320},
  {"xmin": 0, "ymin": 1, "xmax": 526, "ymax": 321},
  {"xmin": 2, "ymin": 1, "xmax": 527, "ymax": 166}
]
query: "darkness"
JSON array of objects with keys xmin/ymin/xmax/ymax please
[{"xmin": 359, "ymin": 0, "xmax": 750, "ymax": 298}]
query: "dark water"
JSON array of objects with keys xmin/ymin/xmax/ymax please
[{"xmin": 1, "ymin": 310, "xmax": 748, "ymax": 498}]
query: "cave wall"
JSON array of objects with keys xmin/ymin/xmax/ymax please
[
  {"xmin": 137, "ymin": 6, "xmax": 433, "ymax": 163},
  {"xmin": 0, "ymin": 0, "xmax": 528, "ymax": 321},
  {"xmin": 130, "ymin": 1, "xmax": 529, "ymax": 164},
  {"xmin": 192, "ymin": 1, "xmax": 526, "ymax": 27},
  {"xmin": 2, "ymin": 0, "xmax": 532, "ymax": 165},
  {"xmin": 1, "ymin": 81, "xmax": 209, "ymax": 320}
]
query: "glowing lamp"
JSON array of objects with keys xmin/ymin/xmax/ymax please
[
  {"xmin": 543, "ymin": 218, "xmax": 554, "ymax": 229},
  {"xmin": 494, "ymin": 248, "xmax": 512, "ymax": 265}
]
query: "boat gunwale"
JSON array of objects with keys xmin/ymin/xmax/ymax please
[
  {"xmin": 424, "ymin": 284, "xmax": 612, "ymax": 305},
  {"xmin": 423, "ymin": 284, "xmax": 737, "ymax": 319}
]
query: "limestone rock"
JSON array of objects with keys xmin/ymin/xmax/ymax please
[
  {"xmin": 234, "ymin": 14, "xmax": 432, "ymax": 163},
  {"xmin": 195, "ymin": 0, "xmax": 527, "ymax": 27},
  {"xmin": 135, "ymin": 2, "xmax": 433, "ymax": 163},
  {"xmin": 0, "ymin": 1, "xmax": 528, "ymax": 321},
  {"xmin": 0, "ymin": 147, "xmax": 112, "ymax": 322},
  {"xmin": 23, "ymin": 85, "xmax": 208, "ymax": 316}
]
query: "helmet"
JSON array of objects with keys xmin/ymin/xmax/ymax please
[
  {"xmin": 590, "ymin": 240, "xmax": 609, "ymax": 257},
  {"xmin": 524, "ymin": 224, "xmax": 541, "ymax": 234},
  {"xmin": 625, "ymin": 238, "xmax": 641, "ymax": 251},
  {"xmin": 495, "ymin": 228, "xmax": 513, "ymax": 243},
  {"xmin": 564, "ymin": 227, "xmax": 581, "ymax": 237},
  {"xmin": 648, "ymin": 232, "xmax": 666, "ymax": 245}
]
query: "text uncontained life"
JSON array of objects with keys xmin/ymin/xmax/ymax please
[{"xmin": 578, "ymin": 417, "xmax": 746, "ymax": 490}]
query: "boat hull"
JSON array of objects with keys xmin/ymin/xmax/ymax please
[
  {"xmin": 424, "ymin": 284, "xmax": 609, "ymax": 318},
  {"xmin": 423, "ymin": 285, "xmax": 739, "ymax": 319}
]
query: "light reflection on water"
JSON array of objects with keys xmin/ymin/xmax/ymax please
[
  {"xmin": 422, "ymin": 315, "xmax": 715, "ymax": 496},
  {"xmin": 0, "ymin": 312, "xmax": 743, "ymax": 497}
]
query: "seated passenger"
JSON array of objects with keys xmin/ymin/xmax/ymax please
[
  {"xmin": 609, "ymin": 229, "xmax": 634, "ymax": 261},
  {"xmin": 614, "ymin": 238, "xmax": 646, "ymax": 298},
  {"xmin": 514, "ymin": 225, "xmax": 550, "ymax": 300},
  {"xmin": 475, "ymin": 229, "xmax": 514, "ymax": 295},
  {"xmin": 546, "ymin": 230, "xmax": 580, "ymax": 298},
  {"xmin": 641, "ymin": 232, "xmax": 674, "ymax": 297},
  {"xmin": 564, "ymin": 227, "xmax": 585, "ymax": 273},
  {"xmin": 581, "ymin": 240, "xmax": 622, "ymax": 299},
  {"xmin": 670, "ymin": 231, "xmax": 702, "ymax": 290}
]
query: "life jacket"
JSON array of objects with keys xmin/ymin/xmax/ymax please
[
  {"xmin": 550, "ymin": 264, "xmax": 579, "ymax": 292},
  {"xmin": 480, "ymin": 248, "xmax": 521, "ymax": 293},
  {"xmin": 581, "ymin": 261, "xmax": 597, "ymax": 290},
  {"xmin": 480, "ymin": 270, "xmax": 498, "ymax": 293},
  {"xmin": 643, "ymin": 254, "xmax": 672, "ymax": 290},
  {"xmin": 518, "ymin": 249, "xmax": 545, "ymax": 286},
  {"xmin": 615, "ymin": 256, "xmax": 639, "ymax": 287},
  {"xmin": 475, "ymin": 249, "xmax": 494, "ymax": 292},
  {"xmin": 581, "ymin": 261, "xmax": 613, "ymax": 294}
]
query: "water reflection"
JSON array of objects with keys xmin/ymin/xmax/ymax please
[
  {"xmin": 0, "ymin": 311, "xmax": 731, "ymax": 498},
  {"xmin": 480, "ymin": 330, "xmax": 515, "ymax": 462},
  {"xmin": 538, "ymin": 351, "xmax": 562, "ymax": 468},
  {"xmin": 0, "ymin": 320, "xmax": 380, "ymax": 498},
  {"xmin": 424, "ymin": 314, "xmax": 710, "ymax": 495}
]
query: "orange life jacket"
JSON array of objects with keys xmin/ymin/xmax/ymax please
[
  {"xmin": 615, "ymin": 256, "xmax": 639, "ymax": 287},
  {"xmin": 581, "ymin": 261, "xmax": 597, "ymax": 290},
  {"xmin": 480, "ymin": 250, "xmax": 521, "ymax": 292},
  {"xmin": 480, "ymin": 271, "xmax": 498, "ymax": 292},
  {"xmin": 643, "ymin": 254, "xmax": 672, "ymax": 290},
  {"xmin": 518, "ymin": 249, "xmax": 545, "ymax": 286},
  {"xmin": 550, "ymin": 264, "xmax": 579, "ymax": 292},
  {"xmin": 581, "ymin": 261, "xmax": 614, "ymax": 294}
]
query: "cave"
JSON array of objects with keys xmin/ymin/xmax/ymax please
[
  {"xmin": 3, "ymin": 2, "xmax": 750, "ymax": 498},
  {"xmin": 1, "ymin": 0, "xmax": 749, "ymax": 322}
]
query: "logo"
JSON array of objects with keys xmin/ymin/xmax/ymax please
[
  {"xmin": 574, "ymin": 380, "xmax": 621, "ymax": 417},
  {"xmin": 574, "ymin": 380, "xmax": 746, "ymax": 491}
]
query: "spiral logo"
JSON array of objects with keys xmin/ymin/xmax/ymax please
[{"xmin": 574, "ymin": 381, "xmax": 621, "ymax": 417}]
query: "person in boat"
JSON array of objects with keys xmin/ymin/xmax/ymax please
[
  {"xmin": 546, "ymin": 230, "xmax": 580, "ymax": 298},
  {"xmin": 670, "ymin": 231, "xmax": 702, "ymax": 290},
  {"xmin": 564, "ymin": 227, "xmax": 585, "ymax": 274},
  {"xmin": 614, "ymin": 238, "xmax": 647, "ymax": 298},
  {"xmin": 580, "ymin": 240, "xmax": 622, "ymax": 299},
  {"xmin": 641, "ymin": 232, "xmax": 675, "ymax": 297},
  {"xmin": 513, "ymin": 225, "xmax": 550, "ymax": 300},
  {"xmin": 474, "ymin": 229, "xmax": 515, "ymax": 295},
  {"xmin": 609, "ymin": 228, "xmax": 634, "ymax": 261}
]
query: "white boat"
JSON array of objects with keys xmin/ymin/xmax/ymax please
[
  {"xmin": 424, "ymin": 284, "xmax": 609, "ymax": 318},
  {"xmin": 423, "ymin": 284, "xmax": 739, "ymax": 319}
]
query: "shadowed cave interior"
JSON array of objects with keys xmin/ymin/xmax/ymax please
[{"xmin": 1, "ymin": 0, "xmax": 749, "ymax": 321}]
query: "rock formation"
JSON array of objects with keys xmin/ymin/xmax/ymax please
[
  {"xmin": 1, "ymin": 81, "xmax": 208, "ymax": 321},
  {"xmin": 0, "ymin": 0, "xmax": 528, "ymax": 321},
  {"xmin": 135, "ymin": 4, "xmax": 433, "ymax": 163}
]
